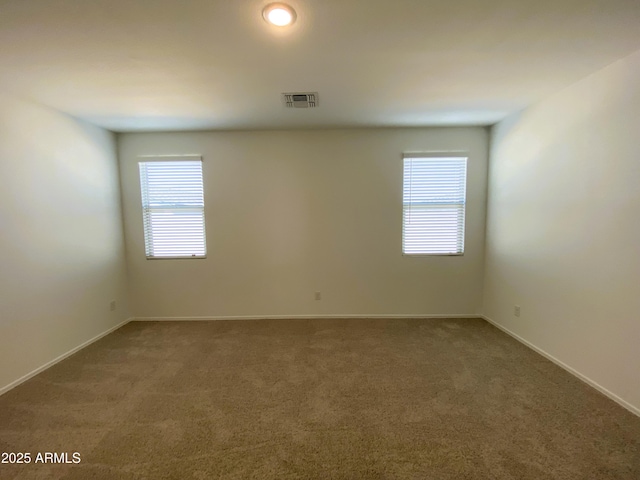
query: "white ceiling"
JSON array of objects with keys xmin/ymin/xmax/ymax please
[{"xmin": 1, "ymin": 0, "xmax": 639, "ymax": 132}]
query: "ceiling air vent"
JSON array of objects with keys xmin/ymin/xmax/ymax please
[{"xmin": 283, "ymin": 92, "xmax": 318, "ymax": 108}]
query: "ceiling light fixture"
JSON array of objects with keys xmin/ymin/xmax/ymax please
[{"xmin": 262, "ymin": 3, "xmax": 297, "ymax": 27}]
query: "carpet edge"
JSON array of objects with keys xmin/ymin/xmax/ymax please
[
  {"xmin": 481, "ymin": 314, "xmax": 640, "ymax": 418},
  {"xmin": 0, "ymin": 317, "xmax": 134, "ymax": 397},
  {"xmin": 132, "ymin": 314, "xmax": 482, "ymax": 321}
]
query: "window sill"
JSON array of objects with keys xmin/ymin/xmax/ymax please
[{"xmin": 145, "ymin": 256, "xmax": 207, "ymax": 260}]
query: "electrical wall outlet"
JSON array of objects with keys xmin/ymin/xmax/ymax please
[
  {"xmin": 514, "ymin": 305, "xmax": 521, "ymax": 317},
  {"xmin": 110, "ymin": 300, "xmax": 116, "ymax": 312},
  {"xmin": 315, "ymin": 292, "xmax": 321, "ymax": 301}
]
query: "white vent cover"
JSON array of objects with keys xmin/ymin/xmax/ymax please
[{"xmin": 283, "ymin": 92, "xmax": 318, "ymax": 108}]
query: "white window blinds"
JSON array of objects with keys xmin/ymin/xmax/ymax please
[
  {"xmin": 138, "ymin": 158, "xmax": 206, "ymax": 259},
  {"xmin": 402, "ymin": 154, "xmax": 467, "ymax": 255}
]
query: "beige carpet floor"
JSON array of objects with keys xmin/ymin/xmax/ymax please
[{"xmin": 0, "ymin": 318, "xmax": 638, "ymax": 479}]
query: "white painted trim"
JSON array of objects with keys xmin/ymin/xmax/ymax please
[
  {"xmin": 133, "ymin": 314, "xmax": 482, "ymax": 322},
  {"xmin": 481, "ymin": 314, "xmax": 640, "ymax": 418},
  {"xmin": 0, "ymin": 317, "xmax": 133, "ymax": 397}
]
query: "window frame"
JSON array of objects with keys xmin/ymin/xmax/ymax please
[
  {"xmin": 401, "ymin": 152, "xmax": 468, "ymax": 257},
  {"xmin": 138, "ymin": 155, "xmax": 207, "ymax": 260}
]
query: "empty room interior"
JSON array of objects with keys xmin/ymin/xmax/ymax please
[{"xmin": 1, "ymin": 0, "xmax": 639, "ymax": 478}]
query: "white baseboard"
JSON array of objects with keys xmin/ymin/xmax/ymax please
[
  {"xmin": 133, "ymin": 314, "xmax": 482, "ymax": 322},
  {"xmin": 481, "ymin": 314, "xmax": 640, "ymax": 418},
  {"xmin": 0, "ymin": 317, "xmax": 133, "ymax": 397}
]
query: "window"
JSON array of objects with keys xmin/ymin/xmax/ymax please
[
  {"xmin": 402, "ymin": 154, "xmax": 467, "ymax": 255},
  {"xmin": 138, "ymin": 157, "xmax": 206, "ymax": 259}
]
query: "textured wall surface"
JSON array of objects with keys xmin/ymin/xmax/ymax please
[
  {"xmin": 0, "ymin": 94, "xmax": 129, "ymax": 392},
  {"xmin": 118, "ymin": 127, "xmax": 488, "ymax": 318},
  {"xmin": 483, "ymin": 49, "xmax": 640, "ymax": 412}
]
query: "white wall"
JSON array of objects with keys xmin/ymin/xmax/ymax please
[
  {"xmin": 483, "ymin": 49, "xmax": 640, "ymax": 413},
  {"xmin": 118, "ymin": 128, "xmax": 488, "ymax": 318},
  {"xmin": 0, "ymin": 94, "xmax": 129, "ymax": 392}
]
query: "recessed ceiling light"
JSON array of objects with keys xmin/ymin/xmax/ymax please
[{"xmin": 262, "ymin": 3, "xmax": 296, "ymax": 27}]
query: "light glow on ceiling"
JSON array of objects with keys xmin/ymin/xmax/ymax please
[{"xmin": 263, "ymin": 3, "xmax": 296, "ymax": 27}]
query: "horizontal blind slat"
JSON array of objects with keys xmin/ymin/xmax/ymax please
[
  {"xmin": 402, "ymin": 156, "xmax": 467, "ymax": 255},
  {"xmin": 139, "ymin": 160, "xmax": 207, "ymax": 258}
]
